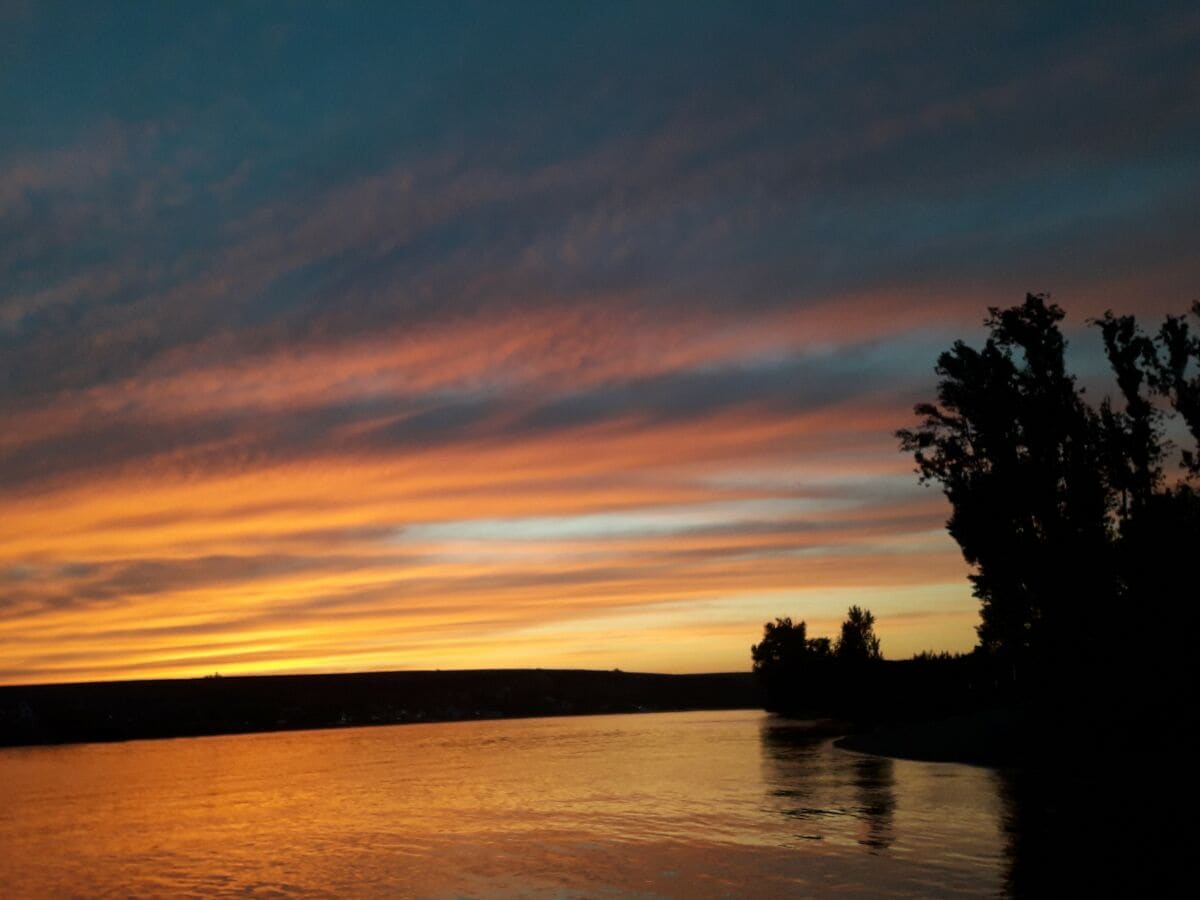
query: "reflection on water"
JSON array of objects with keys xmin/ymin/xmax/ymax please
[
  {"xmin": 762, "ymin": 725, "xmax": 896, "ymax": 852},
  {"xmin": 853, "ymin": 755, "xmax": 896, "ymax": 851},
  {"xmin": 0, "ymin": 710, "xmax": 1012, "ymax": 897},
  {"xmin": 995, "ymin": 762, "xmax": 1181, "ymax": 899},
  {"xmin": 758, "ymin": 719, "xmax": 1005, "ymax": 896},
  {"xmin": 761, "ymin": 723, "xmax": 896, "ymax": 850}
]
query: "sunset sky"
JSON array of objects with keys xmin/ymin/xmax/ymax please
[{"xmin": 3, "ymin": 3, "xmax": 1199, "ymax": 685}]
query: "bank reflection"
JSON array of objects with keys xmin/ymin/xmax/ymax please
[
  {"xmin": 996, "ymin": 763, "xmax": 1182, "ymax": 899},
  {"xmin": 763, "ymin": 718, "xmax": 1183, "ymax": 898},
  {"xmin": 759, "ymin": 720, "xmax": 896, "ymax": 853},
  {"xmin": 852, "ymin": 754, "xmax": 895, "ymax": 851}
]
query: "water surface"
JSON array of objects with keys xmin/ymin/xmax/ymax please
[{"xmin": 0, "ymin": 710, "xmax": 1011, "ymax": 897}]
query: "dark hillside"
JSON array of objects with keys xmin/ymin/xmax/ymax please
[{"xmin": 0, "ymin": 669, "xmax": 760, "ymax": 747}]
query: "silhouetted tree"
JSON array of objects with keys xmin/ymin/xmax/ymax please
[
  {"xmin": 751, "ymin": 617, "xmax": 809, "ymax": 676},
  {"xmin": 807, "ymin": 636, "xmax": 832, "ymax": 658},
  {"xmin": 1094, "ymin": 311, "xmax": 1164, "ymax": 519},
  {"xmin": 1082, "ymin": 306, "xmax": 1200, "ymax": 719},
  {"xmin": 1092, "ymin": 305, "xmax": 1200, "ymax": 729},
  {"xmin": 836, "ymin": 605, "xmax": 882, "ymax": 662},
  {"xmin": 751, "ymin": 617, "xmax": 834, "ymax": 713},
  {"xmin": 898, "ymin": 296, "xmax": 1113, "ymax": 686},
  {"xmin": 899, "ymin": 295, "xmax": 1200, "ymax": 711},
  {"xmin": 1151, "ymin": 302, "xmax": 1200, "ymax": 475}
]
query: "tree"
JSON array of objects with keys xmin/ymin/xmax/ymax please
[
  {"xmin": 836, "ymin": 605, "xmax": 882, "ymax": 662},
  {"xmin": 1151, "ymin": 302, "xmax": 1200, "ymax": 475},
  {"xmin": 1093, "ymin": 306, "xmax": 1200, "ymax": 717},
  {"xmin": 807, "ymin": 636, "xmax": 832, "ymax": 658},
  {"xmin": 899, "ymin": 295, "xmax": 1200, "ymax": 699},
  {"xmin": 898, "ymin": 296, "xmax": 1113, "ymax": 683},
  {"xmin": 751, "ymin": 617, "xmax": 833, "ymax": 712},
  {"xmin": 751, "ymin": 617, "xmax": 809, "ymax": 676}
]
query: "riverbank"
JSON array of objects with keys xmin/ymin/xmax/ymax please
[
  {"xmin": 0, "ymin": 668, "xmax": 760, "ymax": 748},
  {"xmin": 833, "ymin": 706, "xmax": 1028, "ymax": 767}
]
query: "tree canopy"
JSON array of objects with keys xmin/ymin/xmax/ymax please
[
  {"xmin": 752, "ymin": 296, "xmax": 1198, "ymax": 725},
  {"xmin": 751, "ymin": 617, "xmax": 811, "ymax": 676},
  {"xmin": 835, "ymin": 605, "xmax": 882, "ymax": 662},
  {"xmin": 751, "ymin": 607, "xmax": 877, "ymax": 714},
  {"xmin": 898, "ymin": 295, "xmax": 1200, "ymax": 695}
]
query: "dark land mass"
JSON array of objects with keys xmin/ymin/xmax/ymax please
[
  {"xmin": 0, "ymin": 668, "xmax": 760, "ymax": 748},
  {"xmin": 762, "ymin": 654, "xmax": 1036, "ymax": 769},
  {"xmin": 761, "ymin": 654, "xmax": 1011, "ymax": 750},
  {"xmin": 764, "ymin": 652, "xmax": 1194, "ymax": 770},
  {"xmin": 832, "ymin": 707, "xmax": 1028, "ymax": 768}
]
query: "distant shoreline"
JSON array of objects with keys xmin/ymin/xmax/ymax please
[{"xmin": 0, "ymin": 668, "xmax": 761, "ymax": 749}]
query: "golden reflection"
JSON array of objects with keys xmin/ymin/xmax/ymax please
[{"xmin": 0, "ymin": 711, "xmax": 1009, "ymax": 896}]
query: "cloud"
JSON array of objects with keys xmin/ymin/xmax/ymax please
[{"xmin": 1, "ymin": 2, "xmax": 1197, "ymax": 682}]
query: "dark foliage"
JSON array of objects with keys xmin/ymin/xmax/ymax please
[
  {"xmin": 897, "ymin": 295, "xmax": 1200, "ymax": 729},
  {"xmin": 753, "ymin": 607, "xmax": 893, "ymax": 718},
  {"xmin": 751, "ymin": 617, "xmax": 833, "ymax": 713},
  {"xmin": 755, "ymin": 296, "xmax": 1199, "ymax": 746},
  {"xmin": 835, "ymin": 605, "xmax": 882, "ymax": 662},
  {"xmin": 896, "ymin": 296, "xmax": 1114, "ymax": 685}
]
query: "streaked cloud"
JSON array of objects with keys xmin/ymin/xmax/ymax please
[{"xmin": 1, "ymin": 3, "xmax": 1197, "ymax": 683}]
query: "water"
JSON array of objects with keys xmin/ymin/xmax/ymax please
[{"xmin": 0, "ymin": 710, "xmax": 1012, "ymax": 897}]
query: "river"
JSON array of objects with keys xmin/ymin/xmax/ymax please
[{"xmin": 0, "ymin": 710, "xmax": 1017, "ymax": 897}]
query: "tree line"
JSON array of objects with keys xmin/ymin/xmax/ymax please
[
  {"xmin": 754, "ymin": 295, "xmax": 1199, "ymax": 727},
  {"xmin": 750, "ymin": 606, "xmax": 882, "ymax": 715},
  {"xmin": 898, "ymin": 296, "xmax": 1199, "ymax": 705}
]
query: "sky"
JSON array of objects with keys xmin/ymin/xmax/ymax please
[{"xmin": 2, "ymin": 2, "xmax": 1199, "ymax": 685}]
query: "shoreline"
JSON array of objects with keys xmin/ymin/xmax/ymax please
[{"xmin": 831, "ymin": 706, "xmax": 1028, "ymax": 768}]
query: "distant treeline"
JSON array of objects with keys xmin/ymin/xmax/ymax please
[
  {"xmin": 765, "ymin": 648, "xmax": 998, "ymax": 720},
  {"xmin": 752, "ymin": 608, "xmax": 994, "ymax": 725},
  {"xmin": 0, "ymin": 669, "xmax": 759, "ymax": 748}
]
